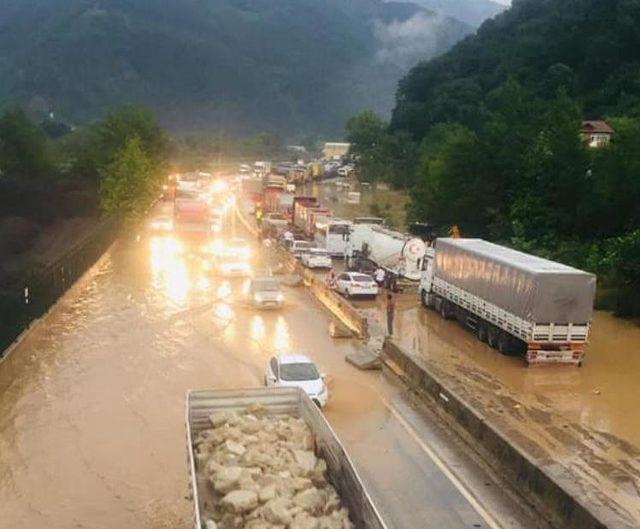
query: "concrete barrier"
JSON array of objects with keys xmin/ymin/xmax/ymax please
[
  {"xmin": 235, "ymin": 204, "xmax": 368, "ymax": 339},
  {"xmin": 382, "ymin": 340, "xmax": 613, "ymax": 529},
  {"xmin": 278, "ymin": 247, "xmax": 368, "ymax": 339}
]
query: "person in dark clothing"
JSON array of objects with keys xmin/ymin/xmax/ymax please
[{"xmin": 386, "ymin": 293, "xmax": 395, "ymax": 336}]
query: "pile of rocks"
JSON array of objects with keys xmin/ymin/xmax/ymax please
[{"xmin": 194, "ymin": 407, "xmax": 354, "ymax": 529}]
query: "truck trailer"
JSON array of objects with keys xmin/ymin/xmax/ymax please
[
  {"xmin": 345, "ymin": 222, "xmax": 427, "ymax": 284},
  {"xmin": 419, "ymin": 238, "xmax": 596, "ymax": 366},
  {"xmin": 186, "ymin": 387, "xmax": 387, "ymax": 529}
]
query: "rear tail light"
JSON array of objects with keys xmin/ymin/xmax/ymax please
[
  {"xmin": 529, "ymin": 351, "xmax": 538, "ymax": 360},
  {"xmin": 572, "ymin": 351, "xmax": 581, "ymax": 360}
]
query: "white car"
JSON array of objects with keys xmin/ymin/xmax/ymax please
[
  {"xmin": 250, "ymin": 276, "xmax": 284, "ymax": 309},
  {"xmin": 215, "ymin": 254, "xmax": 251, "ymax": 277},
  {"xmin": 224, "ymin": 237, "xmax": 251, "ymax": 258},
  {"xmin": 337, "ymin": 165, "xmax": 354, "ymax": 177},
  {"xmin": 301, "ymin": 248, "xmax": 332, "ymax": 269},
  {"xmin": 289, "ymin": 240, "xmax": 312, "ymax": 258},
  {"xmin": 149, "ymin": 215, "xmax": 173, "ymax": 232},
  {"xmin": 335, "ymin": 272, "xmax": 379, "ymax": 299},
  {"xmin": 265, "ymin": 354, "xmax": 328, "ymax": 408}
]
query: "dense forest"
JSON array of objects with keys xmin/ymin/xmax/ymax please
[
  {"xmin": 346, "ymin": 0, "xmax": 640, "ymax": 315},
  {"xmin": 0, "ymin": 0, "xmax": 470, "ymax": 137}
]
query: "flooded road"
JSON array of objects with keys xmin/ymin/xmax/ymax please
[
  {"xmin": 303, "ymin": 179, "xmax": 640, "ymax": 527},
  {"xmin": 0, "ymin": 203, "xmax": 532, "ymax": 529}
]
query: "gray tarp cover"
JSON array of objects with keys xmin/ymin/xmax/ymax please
[{"xmin": 434, "ymin": 239, "xmax": 596, "ymax": 323}]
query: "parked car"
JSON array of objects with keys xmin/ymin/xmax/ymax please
[
  {"xmin": 289, "ymin": 240, "xmax": 312, "ymax": 258},
  {"xmin": 264, "ymin": 354, "xmax": 328, "ymax": 407},
  {"xmin": 149, "ymin": 214, "xmax": 173, "ymax": 232},
  {"xmin": 301, "ymin": 248, "xmax": 332, "ymax": 269},
  {"xmin": 337, "ymin": 165, "xmax": 354, "ymax": 177},
  {"xmin": 264, "ymin": 212, "xmax": 289, "ymax": 227},
  {"xmin": 335, "ymin": 272, "xmax": 379, "ymax": 299},
  {"xmin": 249, "ymin": 276, "xmax": 284, "ymax": 309}
]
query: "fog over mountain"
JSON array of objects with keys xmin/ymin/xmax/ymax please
[
  {"xmin": 0, "ymin": 0, "xmax": 471, "ymax": 137},
  {"xmin": 407, "ymin": 0, "xmax": 506, "ymax": 27}
]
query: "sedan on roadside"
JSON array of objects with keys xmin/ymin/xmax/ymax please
[
  {"xmin": 301, "ymin": 248, "xmax": 332, "ymax": 269},
  {"xmin": 249, "ymin": 276, "xmax": 284, "ymax": 309},
  {"xmin": 289, "ymin": 240, "xmax": 312, "ymax": 258},
  {"xmin": 264, "ymin": 354, "xmax": 328, "ymax": 408},
  {"xmin": 149, "ymin": 215, "xmax": 173, "ymax": 232},
  {"xmin": 335, "ymin": 272, "xmax": 379, "ymax": 299}
]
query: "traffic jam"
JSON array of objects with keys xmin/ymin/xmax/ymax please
[{"xmin": 156, "ymin": 160, "xmax": 597, "ymax": 373}]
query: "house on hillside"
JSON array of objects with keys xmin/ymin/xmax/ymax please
[{"xmin": 581, "ymin": 120, "xmax": 614, "ymax": 148}]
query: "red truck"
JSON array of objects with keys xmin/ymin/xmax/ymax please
[
  {"xmin": 174, "ymin": 199, "xmax": 214, "ymax": 234},
  {"xmin": 292, "ymin": 196, "xmax": 319, "ymax": 229}
]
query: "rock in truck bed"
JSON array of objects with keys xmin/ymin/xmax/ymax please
[{"xmin": 193, "ymin": 407, "xmax": 353, "ymax": 529}]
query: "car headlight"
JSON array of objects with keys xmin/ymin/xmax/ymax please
[
  {"xmin": 254, "ymin": 293, "xmax": 263, "ymax": 302},
  {"xmin": 276, "ymin": 292, "xmax": 284, "ymax": 302}
]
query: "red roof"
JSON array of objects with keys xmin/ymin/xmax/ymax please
[{"xmin": 581, "ymin": 120, "xmax": 614, "ymax": 134}]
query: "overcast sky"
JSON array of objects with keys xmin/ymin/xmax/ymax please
[{"xmin": 493, "ymin": 0, "xmax": 511, "ymax": 4}]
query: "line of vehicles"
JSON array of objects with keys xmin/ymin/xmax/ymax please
[
  {"xmin": 241, "ymin": 161, "xmax": 598, "ymax": 366},
  {"xmin": 161, "ymin": 170, "xmax": 381, "ymax": 529}
]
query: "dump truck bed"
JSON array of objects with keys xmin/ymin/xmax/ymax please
[{"xmin": 186, "ymin": 387, "xmax": 387, "ymax": 529}]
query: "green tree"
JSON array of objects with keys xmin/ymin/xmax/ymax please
[
  {"xmin": 98, "ymin": 137, "xmax": 156, "ymax": 218},
  {"xmin": 99, "ymin": 106, "xmax": 168, "ymax": 166},
  {"xmin": 511, "ymin": 91, "xmax": 589, "ymax": 242},
  {"xmin": 409, "ymin": 123, "xmax": 492, "ymax": 235},
  {"xmin": 587, "ymin": 116, "xmax": 640, "ymax": 237},
  {"xmin": 344, "ymin": 111, "xmax": 386, "ymax": 156},
  {"xmin": 0, "ymin": 107, "xmax": 53, "ymax": 178}
]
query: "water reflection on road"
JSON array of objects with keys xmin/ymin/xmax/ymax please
[{"xmin": 1, "ymin": 206, "xmax": 531, "ymax": 529}]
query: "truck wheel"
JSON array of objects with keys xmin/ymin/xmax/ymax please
[
  {"xmin": 477, "ymin": 323, "xmax": 488, "ymax": 343},
  {"xmin": 420, "ymin": 290, "xmax": 428, "ymax": 308},
  {"xmin": 439, "ymin": 300, "xmax": 450, "ymax": 320},
  {"xmin": 497, "ymin": 332, "xmax": 510, "ymax": 355},
  {"xmin": 487, "ymin": 326, "xmax": 498, "ymax": 349}
]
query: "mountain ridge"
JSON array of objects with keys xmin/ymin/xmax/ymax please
[{"xmin": 0, "ymin": 0, "xmax": 471, "ymax": 137}]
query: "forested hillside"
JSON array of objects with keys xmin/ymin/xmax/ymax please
[
  {"xmin": 392, "ymin": 0, "xmax": 640, "ymax": 137},
  {"xmin": 0, "ymin": 0, "xmax": 469, "ymax": 137},
  {"xmin": 346, "ymin": 0, "xmax": 640, "ymax": 315}
]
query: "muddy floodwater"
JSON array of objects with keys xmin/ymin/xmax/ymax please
[
  {"xmin": 306, "ymin": 180, "xmax": 640, "ymax": 526},
  {"xmin": 0, "ymin": 204, "xmax": 533, "ymax": 529}
]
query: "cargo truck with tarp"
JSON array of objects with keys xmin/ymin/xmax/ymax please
[{"xmin": 419, "ymin": 238, "xmax": 596, "ymax": 365}]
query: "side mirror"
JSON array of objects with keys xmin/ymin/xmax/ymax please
[
  {"xmin": 320, "ymin": 373, "xmax": 327, "ymax": 380},
  {"xmin": 268, "ymin": 374, "xmax": 277, "ymax": 383}
]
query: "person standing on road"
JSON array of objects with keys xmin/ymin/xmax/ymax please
[
  {"xmin": 326, "ymin": 270, "xmax": 337, "ymax": 290},
  {"xmin": 375, "ymin": 267, "xmax": 385, "ymax": 287},
  {"xmin": 386, "ymin": 293, "xmax": 395, "ymax": 336}
]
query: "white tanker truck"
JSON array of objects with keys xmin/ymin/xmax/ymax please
[{"xmin": 344, "ymin": 219, "xmax": 428, "ymax": 287}]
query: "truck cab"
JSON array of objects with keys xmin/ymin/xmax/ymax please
[{"xmin": 419, "ymin": 246, "xmax": 436, "ymax": 307}]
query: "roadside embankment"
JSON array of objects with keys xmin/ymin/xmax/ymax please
[
  {"xmin": 382, "ymin": 339, "xmax": 638, "ymax": 529},
  {"xmin": 0, "ymin": 220, "xmax": 119, "ymax": 356}
]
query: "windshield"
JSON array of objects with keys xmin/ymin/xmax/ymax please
[
  {"xmin": 269, "ymin": 214, "xmax": 286, "ymax": 220},
  {"xmin": 279, "ymin": 362, "xmax": 320, "ymax": 381},
  {"xmin": 329, "ymin": 224, "xmax": 350, "ymax": 235},
  {"xmin": 310, "ymin": 249, "xmax": 328, "ymax": 256},
  {"xmin": 353, "ymin": 274, "xmax": 373, "ymax": 282},
  {"xmin": 253, "ymin": 279, "xmax": 279, "ymax": 291},
  {"xmin": 294, "ymin": 242, "xmax": 311, "ymax": 249}
]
